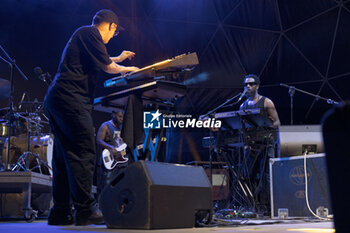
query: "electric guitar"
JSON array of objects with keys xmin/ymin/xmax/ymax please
[{"xmin": 102, "ymin": 143, "xmax": 128, "ymax": 170}]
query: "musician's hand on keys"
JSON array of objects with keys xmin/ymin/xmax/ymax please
[
  {"xmin": 121, "ymin": 66, "xmax": 140, "ymax": 75},
  {"xmin": 119, "ymin": 50, "xmax": 136, "ymax": 62},
  {"xmin": 128, "ymin": 66, "xmax": 140, "ymax": 72}
]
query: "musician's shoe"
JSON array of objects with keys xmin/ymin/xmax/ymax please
[
  {"xmin": 47, "ymin": 208, "xmax": 74, "ymax": 225},
  {"xmin": 74, "ymin": 203, "xmax": 104, "ymax": 226}
]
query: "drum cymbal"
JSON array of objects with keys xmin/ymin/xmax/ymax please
[{"xmin": 0, "ymin": 78, "xmax": 10, "ymax": 100}]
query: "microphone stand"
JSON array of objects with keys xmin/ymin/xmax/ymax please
[
  {"xmin": 288, "ymin": 86, "xmax": 295, "ymax": 125},
  {"xmin": 201, "ymin": 91, "xmax": 243, "ymax": 185},
  {"xmin": 280, "ymin": 83, "xmax": 339, "ymax": 125},
  {"xmin": 203, "ymin": 92, "xmax": 243, "ymax": 120},
  {"xmin": 0, "ymin": 44, "xmax": 28, "ymax": 170}
]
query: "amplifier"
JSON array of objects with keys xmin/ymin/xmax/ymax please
[
  {"xmin": 187, "ymin": 161, "xmax": 229, "ymax": 201},
  {"xmin": 269, "ymin": 153, "xmax": 332, "ymax": 218},
  {"xmin": 279, "ymin": 125, "xmax": 323, "ymax": 157},
  {"xmin": 204, "ymin": 168, "xmax": 229, "ymax": 200}
]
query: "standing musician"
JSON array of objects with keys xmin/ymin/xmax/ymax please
[
  {"xmin": 239, "ymin": 74, "xmax": 280, "ymax": 214},
  {"xmin": 43, "ymin": 9, "xmax": 139, "ymax": 226},
  {"xmin": 96, "ymin": 110, "xmax": 129, "ymax": 193},
  {"xmin": 240, "ymin": 74, "xmax": 280, "ymax": 128}
]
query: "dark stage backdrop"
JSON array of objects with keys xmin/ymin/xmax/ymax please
[{"xmin": 1, "ymin": 0, "xmax": 349, "ymax": 163}]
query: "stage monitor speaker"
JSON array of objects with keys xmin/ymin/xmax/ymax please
[
  {"xmin": 99, "ymin": 161, "xmax": 212, "ymax": 229},
  {"xmin": 322, "ymin": 103, "xmax": 350, "ymax": 233}
]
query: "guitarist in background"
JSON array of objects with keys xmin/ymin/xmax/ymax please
[{"xmin": 96, "ymin": 110, "xmax": 129, "ymax": 193}]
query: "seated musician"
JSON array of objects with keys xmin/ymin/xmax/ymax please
[
  {"xmin": 239, "ymin": 74, "xmax": 280, "ymax": 214},
  {"xmin": 96, "ymin": 110, "xmax": 129, "ymax": 193}
]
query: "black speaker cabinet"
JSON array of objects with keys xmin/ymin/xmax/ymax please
[
  {"xmin": 322, "ymin": 103, "xmax": 350, "ymax": 233},
  {"xmin": 99, "ymin": 161, "xmax": 212, "ymax": 229}
]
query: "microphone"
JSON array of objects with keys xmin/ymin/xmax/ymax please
[
  {"xmin": 33, "ymin": 67, "xmax": 51, "ymax": 82},
  {"xmin": 238, "ymin": 88, "xmax": 247, "ymax": 102}
]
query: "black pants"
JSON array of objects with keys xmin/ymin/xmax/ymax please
[
  {"xmin": 44, "ymin": 95, "xmax": 96, "ymax": 211},
  {"xmin": 243, "ymin": 142, "xmax": 277, "ymax": 212}
]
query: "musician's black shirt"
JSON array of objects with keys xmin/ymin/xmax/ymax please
[
  {"xmin": 240, "ymin": 95, "xmax": 279, "ymax": 148},
  {"xmin": 103, "ymin": 121, "xmax": 122, "ymax": 147},
  {"xmin": 46, "ymin": 25, "xmax": 112, "ymax": 108},
  {"xmin": 240, "ymin": 96, "xmax": 267, "ymax": 115}
]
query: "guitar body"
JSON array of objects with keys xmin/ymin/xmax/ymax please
[{"xmin": 102, "ymin": 143, "xmax": 128, "ymax": 170}]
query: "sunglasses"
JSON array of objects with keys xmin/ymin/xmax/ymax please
[
  {"xmin": 244, "ymin": 82, "xmax": 257, "ymax": 87},
  {"xmin": 110, "ymin": 23, "xmax": 120, "ymax": 37}
]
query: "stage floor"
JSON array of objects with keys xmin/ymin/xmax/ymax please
[{"xmin": 0, "ymin": 219, "xmax": 334, "ymax": 233}]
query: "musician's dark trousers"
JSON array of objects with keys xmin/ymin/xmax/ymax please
[
  {"xmin": 44, "ymin": 97, "xmax": 96, "ymax": 211},
  {"xmin": 244, "ymin": 143, "xmax": 276, "ymax": 212}
]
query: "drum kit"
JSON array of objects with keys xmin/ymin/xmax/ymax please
[{"xmin": 0, "ymin": 77, "xmax": 52, "ymax": 175}]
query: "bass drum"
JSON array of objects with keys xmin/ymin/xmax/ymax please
[{"xmin": 2, "ymin": 134, "xmax": 53, "ymax": 175}]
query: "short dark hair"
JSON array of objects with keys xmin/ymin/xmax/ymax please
[
  {"xmin": 111, "ymin": 110, "xmax": 123, "ymax": 117},
  {"xmin": 244, "ymin": 74, "xmax": 260, "ymax": 85},
  {"xmin": 93, "ymin": 9, "xmax": 120, "ymax": 26}
]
